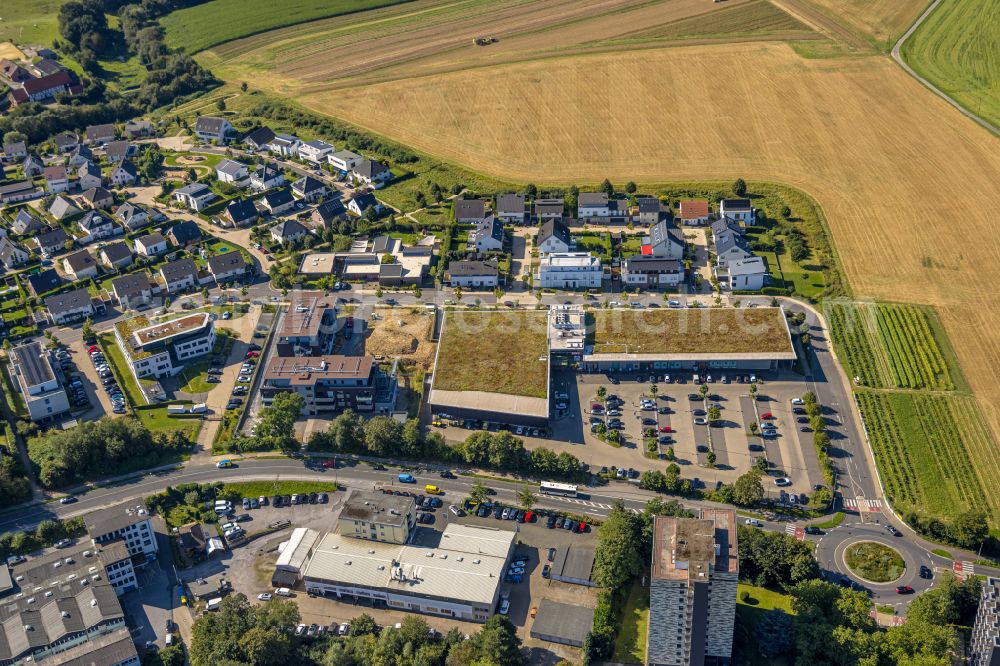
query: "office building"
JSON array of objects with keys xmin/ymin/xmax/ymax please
[
  {"xmin": 337, "ymin": 491, "xmax": 416, "ymax": 544},
  {"xmin": 646, "ymin": 509, "xmax": 738, "ymax": 666},
  {"xmin": 9, "ymin": 342, "xmax": 70, "ymax": 423},
  {"xmin": 84, "ymin": 502, "xmax": 158, "ymax": 558}
]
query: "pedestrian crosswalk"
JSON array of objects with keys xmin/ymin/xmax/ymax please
[
  {"xmin": 843, "ymin": 497, "xmax": 882, "ymax": 512},
  {"xmin": 785, "ymin": 524, "xmax": 797, "ymax": 535},
  {"xmin": 551, "ymin": 496, "xmax": 614, "ymax": 510}
]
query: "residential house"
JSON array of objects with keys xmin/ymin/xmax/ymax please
[
  {"xmin": 115, "ymin": 202, "xmax": 151, "ymax": 231},
  {"xmin": 32, "ymin": 59, "xmax": 65, "ymax": 77},
  {"xmin": 243, "ymin": 126, "xmax": 276, "ymax": 151},
  {"xmin": 634, "ymin": 197, "xmax": 661, "ymax": 225},
  {"xmin": 271, "ymin": 219, "xmax": 309, "ymax": 245},
  {"xmin": 679, "ymin": 199, "xmax": 710, "ymax": 226},
  {"xmin": 62, "ymin": 249, "xmax": 98, "ymax": 279},
  {"xmin": 719, "ymin": 198, "xmax": 754, "ymax": 225},
  {"xmin": 207, "ymin": 251, "xmax": 247, "ymax": 284},
  {"xmin": 134, "ymin": 232, "xmax": 168, "ymax": 258},
  {"xmin": 454, "ymin": 198, "xmax": 487, "ymax": 224},
  {"xmin": 710, "ymin": 218, "xmax": 743, "ymax": 240},
  {"xmin": 77, "ymin": 210, "xmax": 119, "ymax": 242},
  {"xmin": 623, "ymin": 256, "xmax": 683, "ymax": 287},
  {"xmin": 537, "ymin": 219, "xmax": 572, "ymax": 255},
  {"xmin": 173, "ymin": 182, "xmax": 216, "ymax": 212},
  {"xmin": 0, "ymin": 238, "xmax": 29, "ymax": 269},
  {"xmin": 536, "ymin": 253, "xmax": 602, "ymax": 289},
  {"xmin": 104, "ymin": 140, "xmax": 132, "ymax": 163},
  {"xmin": 81, "ymin": 186, "xmax": 114, "ymax": 210},
  {"xmin": 495, "ymin": 194, "xmax": 526, "ymax": 224},
  {"xmin": 159, "ymin": 258, "xmax": 199, "ymax": 293},
  {"xmin": 215, "ymin": 159, "xmax": 248, "ymax": 184},
  {"xmin": 0, "ymin": 180, "xmax": 39, "ymax": 204},
  {"xmin": 262, "ymin": 187, "xmax": 295, "ymax": 216},
  {"xmin": 100, "ymin": 242, "xmax": 134, "ymax": 270},
  {"xmin": 328, "ymin": 149, "xmax": 361, "ymax": 172},
  {"xmin": 312, "ymin": 198, "xmax": 346, "ymax": 228},
  {"xmin": 12, "ymin": 208, "xmax": 45, "ymax": 235},
  {"xmin": 347, "ymin": 192, "xmax": 380, "ymax": 217},
  {"xmin": 467, "ymin": 216, "xmax": 504, "ymax": 253},
  {"xmin": 36, "ymin": 229, "xmax": 72, "ymax": 258},
  {"xmin": 194, "ymin": 116, "xmax": 233, "ymax": 143},
  {"xmin": 9, "ymin": 69, "xmax": 78, "ymax": 105},
  {"xmin": 123, "ymin": 119, "xmax": 153, "ymax": 139},
  {"xmin": 291, "ymin": 176, "xmax": 327, "ymax": 203},
  {"xmin": 43, "ymin": 166, "xmax": 69, "ymax": 193},
  {"xmin": 52, "ymin": 132, "xmax": 78, "ymax": 152},
  {"xmin": 267, "ymin": 133, "xmax": 301, "ymax": 157},
  {"xmin": 249, "ymin": 162, "xmax": 284, "ymax": 192},
  {"xmin": 22, "ymin": 155, "xmax": 44, "ymax": 177},
  {"xmin": 67, "ymin": 143, "xmax": 93, "ymax": 167},
  {"xmin": 448, "ymin": 260, "xmax": 499, "ymax": 288},
  {"xmin": 111, "ymin": 272, "xmax": 154, "ymax": 310},
  {"xmin": 2, "ymin": 140, "xmax": 27, "ymax": 162},
  {"xmin": 26, "ymin": 270, "xmax": 64, "ymax": 299},
  {"xmin": 713, "ymin": 231, "xmax": 752, "ymax": 267},
  {"xmin": 77, "ymin": 160, "xmax": 103, "ymax": 190},
  {"xmin": 85, "ymin": 123, "xmax": 116, "ymax": 145},
  {"xmin": 167, "ymin": 220, "xmax": 202, "ymax": 247},
  {"xmin": 44, "ymin": 286, "xmax": 98, "ymax": 324},
  {"xmin": 298, "ymin": 139, "xmax": 334, "ymax": 164},
  {"xmin": 224, "ymin": 198, "xmax": 259, "ymax": 227},
  {"xmin": 48, "ymin": 196, "xmax": 80, "ymax": 221},
  {"xmin": 351, "ymin": 159, "xmax": 391, "ymax": 187},
  {"xmin": 110, "ymin": 159, "xmax": 138, "ymax": 187},
  {"xmin": 261, "ymin": 355, "xmax": 377, "ymax": 415},
  {"xmin": 727, "ymin": 256, "xmax": 768, "ymax": 291},
  {"xmin": 0, "ymin": 59, "xmax": 31, "ymax": 83},
  {"xmin": 577, "ymin": 192, "xmax": 609, "ymax": 220},
  {"xmin": 642, "ymin": 220, "xmax": 684, "ymax": 260}
]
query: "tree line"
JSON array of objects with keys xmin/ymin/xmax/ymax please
[
  {"xmin": 189, "ymin": 593, "xmax": 528, "ymax": 666},
  {"xmin": 0, "ymin": 517, "xmax": 86, "ymax": 559}
]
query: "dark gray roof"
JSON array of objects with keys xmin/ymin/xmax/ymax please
[
  {"xmin": 273, "ymin": 219, "xmax": 308, "ymax": 240},
  {"xmin": 195, "ymin": 116, "xmax": 228, "ymax": 133},
  {"xmin": 115, "ymin": 202, "xmax": 148, "ymax": 225},
  {"xmin": 64, "ymin": 249, "xmax": 96, "ymax": 273},
  {"xmin": 0, "ymin": 239, "xmax": 27, "ymax": 266},
  {"xmin": 78, "ymin": 160, "xmax": 101, "ymax": 179},
  {"xmin": 453, "ymin": 198, "xmax": 486, "ymax": 220},
  {"xmin": 225, "ymin": 198, "xmax": 258, "ymax": 223},
  {"xmin": 111, "ymin": 272, "xmax": 152, "ymax": 298},
  {"xmin": 721, "ymin": 198, "xmax": 752, "ymax": 212},
  {"xmin": 208, "ymin": 250, "xmax": 246, "ymax": 274},
  {"xmin": 551, "ymin": 545, "xmax": 596, "ymax": 583},
  {"xmin": 244, "ymin": 126, "xmax": 276, "ymax": 147},
  {"xmin": 649, "ymin": 220, "xmax": 683, "ymax": 249},
  {"xmin": 35, "ymin": 226, "xmax": 69, "ymax": 248},
  {"xmin": 340, "ymin": 490, "xmax": 412, "ymax": 525},
  {"xmin": 13, "ymin": 208, "xmax": 44, "ymax": 234},
  {"xmin": 496, "ymin": 193, "xmax": 525, "ymax": 214},
  {"xmin": 538, "ymin": 219, "xmax": 570, "ymax": 247},
  {"xmin": 252, "ymin": 162, "xmax": 282, "ymax": 181},
  {"xmin": 12, "ymin": 342, "xmax": 54, "ymax": 387},
  {"xmin": 636, "ymin": 196, "xmax": 660, "ymax": 213},
  {"xmin": 175, "ymin": 182, "xmax": 212, "ymax": 197},
  {"xmin": 53, "ymin": 628, "xmax": 138, "ymax": 666},
  {"xmin": 624, "ymin": 256, "xmax": 682, "ymax": 273},
  {"xmin": 26, "ymin": 269, "xmax": 64, "ymax": 295},
  {"xmin": 104, "ymin": 140, "xmax": 131, "ymax": 161},
  {"xmin": 115, "ymin": 159, "xmax": 137, "ymax": 178},
  {"xmin": 715, "ymin": 232, "xmax": 751, "ymax": 257},
  {"xmin": 352, "ymin": 159, "xmax": 389, "ymax": 180},
  {"xmin": 100, "ymin": 242, "xmax": 132, "ymax": 264},
  {"xmin": 264, "ymin": 187, "xmax": 294, "ymax": 209},
  {"xmin": 85, "ymin": 123, "xmax": 116, "ymax": 142},
  {"xmin": 710, "ymin": 218, "xmax": 743, "ymax": 237},
  {"xmin": 52, "ymin": 132, "xmax": 78, "ymax": 150},
  {"xmin": 160, "ymin": 258, "xmax": 198, "ymax": 283},
  {"xmin": 350, "ymin": 192, "xmax": 378, "ymax": 212},
  {"xmin": 449, "ymin": 260, "xmax": 498, "ymax": 277},
  {"xmin": 292, "ymin": 175, "xmax": 325, "ymax": 195},
  {"xmin": 578, "ymin": 192, "xmax": 608, "ymax": 207},
  {"xmin": 83, "ymin": 502, "xmax": 151, "ymax": 538},
  {"xmin": 167, "ymin": 220, "xmax": 202, "ymax": 245},
  {"xmin": 44, "ymin": 287, "xmax": 93, "ymax": 315},
  {"xmin": 313, "ymin": 198, "xmax": 346, "ymax": 222},
  {"xmin": 78, "ymin": 210, "xmax": 112, "ymax": 231},
  {"xmin": 529, "ymin": 600, "xmax": 594, "ymax": 646},
  {"xmin": 81, "ymin": 187, "xmax": 113, "ymax": 205},
  {"xmin": 473, "ymin": 216, "xmax": 503, "ymax": 243},
  {"xmin": 70, "ymin": 143, "xmax": 93, "ymax": 161},
  {"xmin": 136, "ymin": 232, "xmax": 166, "ymax": 250}
]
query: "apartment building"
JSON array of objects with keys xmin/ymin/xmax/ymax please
[
  {"xmin": 113, "ymin": 313, "xmax": 216, "ymax": 380},
  {"xmin": 260, "ymin": 355, "xmax": 376, "ymax": 415},
  {"xmin": 84, "ymin": 501, "xmax": 159, "ymax": 558},
  {"xmin": 971, "ymin": 577, "xmax": 1000, "ymax": 666},
  {"xmin": 276, "ymin": 292, "xmax": 339, "ymax": 355},
  {"xmin": 9, "ymin": 342, "xmax": 70, "ymax": 423},
  {"xmin": 536, "ymin": 252, "xmax": 602, "ymax": 289},
  {"xmin": 646, "ymin": 509, "xmax": 738, "ymax": 666}
]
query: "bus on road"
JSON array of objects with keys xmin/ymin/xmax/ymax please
[{"xmin": 539, "ymin": 481, "xmax": 578, "ymax": 497}]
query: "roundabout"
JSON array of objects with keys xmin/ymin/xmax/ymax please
[{"xmin": 815, "ymin": 519, "xmax": 935, "ymax": 607}]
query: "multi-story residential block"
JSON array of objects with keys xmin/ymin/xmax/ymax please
[
  {"xmin": 646, "ymin": 509, "xmax": 737, "ymax": 666},
  {"xmin": 328, "ymin": 149, "xmax": 361, "ymax": 172},
  {"xmin": 276, "ymin": 292, "xmax": 340, "ymax": 354},
  {"xmin": 536, "ymin": 252, "xmax": 602, "ymax": 289},
  {"xmin": 113, "ymin": 313, "xmax": 216, "ymax": 380},
  {"xmin": 623, "ymin": 257, "xmax": 683, "ymax": 288},
  {"xmin": 971, "ymin": 576, "xmax": 1000, "ymax": 666},
  {"xmin": 9, "ymin": 342, "xmax": 70, "ymax": 422},
  {"xmin": 260, "ymin": 355, "xmax": 376, "ymax": 415},
  {"xmin": 84, "ymin": 501, "xmax": 159, "ymax": 557}
]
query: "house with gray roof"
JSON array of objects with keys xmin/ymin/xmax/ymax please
[
  {"xmin": 243, "ymin": 126, "xmax": 276, "ymax": 151},
  {"xmin": 35, "ymin": 226, "xmax": 70, "ymax": 254},
  {"xmin": 347, "ymin": 192, "xmax": 380, "ymax": 217},
  {"xmin": 167, "ymin": 220, "xmax": 202, "ymax": 247},
  {"xmin": 114, "ymin": 202, "xmax": 151, "ymax": 231},
  {"xmin": 104, "ymin": 140, "xmax": 132, "ymax": 163},
  {"xmin": 67, "ymin": 142, "xmax": 94, "ymax": 167},
  {"xmin": 0, "ymin": 180, "xmax": 40, "ymax": 204},
  {"xmin": 298, "ymin": 139, "xmax": 334, "ymax": 164},
  {"xmin": 537, "ymin": 219, "xmax": 571, "ymax": 255},
  {"xmin": 194, "ymin": 116, "xmax": 233, "ymax": 143},
  {"xmin": 719, "ymin": 198, "xmax": 754, "ymax": 225},
  {"xmin": 2, "ymin": 140, "xmax": 27, "ymax": 162},
  {"xmin": 215, "ymin": 158, "xmax": 248, "ymax": 184},
  {"xmin": 262, "ymin": 187, "xmax": 295, "ymax": 216},
  {"xmin": 22, "ymin": 154, "xmax": 44, "ymax": 177},
  {"xmin": 110, "ymin": 159, "xmax": 137, "ymax": 187},
  {"xmin": 328, "ymin": 148, "xmax": 361, "ymax": 172},
  {"xmin": 173, "ymin": 182, "xmax": 216, "ymax": 212},
  {"xmin": 726, "ymin": 256, "xmax": 768, "ymax": 291},
  {"xmin": 249, "ymin": 162, "xmax": 284, "ymax": 192},
  {"xmin": 350, "ymin": 159, "xmax": 390, "ymax": 187},
  {"xmin": 26, "ymin": 269, "xmax": 65, "ymax": 296},
  {"xmin": 85, "ymin": 123, "xmax": 116, "ymax": 144},
  {"xmin": 159, "ymin": 258, "xmax": 199, "ymax": 293},
  {"xmin": 291, "ymin": 175, "xmax": 327, "ymax": 203},
  {"xmin": 271, "ymin": 219, "xmax": 309, "ymax": 244},
  {"xmin": 81, "ymin": 186, "xmax": 114, "ymax": 211},
  {"xmin": 311, "ymin": 198, "xmax": 346, "ymax": 227},
  {"xmin": 77, "ymin": 210, "xmax": 119, "ymax": 242},
  {"xmin": 207, "ymin": 251, "xmax": 247, "ymax": 284},
  {"xmin": 643, "ymin": 220, "xmax": 684, "ymax": 260},
  {"xmin": 623, "ymin": 256, "xmax": 683, "ymax": 287},
  {"xmin": 12, "ymin": 208, "xmax": 45, "ymax": 235},
  {"xmin": 448, "ymin": 259, "xmax": 499, "ymax": 288},
  {"xmin": 52, "ymin": 131, "xmax": 79, "ymax": 152},
  {"xmin": 534, "ymin": 197, "xmax": 565, "ymax": 221},
  {"xmin": 77, "ymin": 160, "xmax": 103, "ymax": 190},
  {"xmin": 62, "ymin": 249, "xmax": 98, "ymax": 279},
  {"xmin": 634, "ymin": 196, "xmax": 662, "ymax": 225},
  {"xmin": 224, "ymin": 198, "xmax": 259, "ymax": 227},
  {"xmin": 713, "ymin": 230, "xmax": 752, "ymax": 267},
  {"xmin": 453, "ymin": 198, "xmax": 487, "ymax": 223},
  {"xmin": 495, "ymin": 193, "xmax": 526, "ymax": 223},
  {"xmin": 100, "ymin": 241, "xmax": 133, "ymax": 270},
  {"xmin": 124, "ymin": 119, "xmax": 153, "ymax": 138},
  {"xmin": 0, "ymin": 238, "xmax": 28, "ymax": 269},
  {"xmin": 111, "ymin": 272, "xmax": 155, "ymax": 310},
  {"xmin": 134, "ymin": 232, "xmax": 168, "ymax": 258},
  {"xmin": 45, "ymin": 286, "xmax": 98, "ymax": 324},
  {"xmin": 467, "ymin": 216, "xmax": 504, "ymax": 253}
]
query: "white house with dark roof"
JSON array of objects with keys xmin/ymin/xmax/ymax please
[
  {"xmin": 224, "ymin": 198, "xmax": 259, "ymax": 227},
  {"xmin": 12, "ymin": 208, "xmax": 45, "ymax": 235},
  {"xmin": 115, "ymin": 202, "xmax": 151, "ymax": 231},
  {"xmin": 100, "ymin": 242, "xmax": 133, "ymax": 270},
  {"xmin": 713, "ymin": 231, "xmax": 752, "ymax": 267},
  {"xmin": 496, "ymin": 194, "xmax": 526, "ymax": 224},
  {"xmin": 642, "ymin": 220, "xmax": 684, "ymax": 260},
  {"xmin": 62, "ymin": 249, "xmax": 98, "ymax": 279},
  {"xmin": 351, "ymin": 159, "xmax": 391, "ymax": 187},
  {"xmin": 111, "ymin": 272, "xmax": 155, "ymax": 310},
  {"xmin": 207, "ymin": 251, "xmax": 247, "ymax": 284},
  {"xmin": 726, "ymin": 256, "xmax": 768, "ymax": 291},
  {"xmin": 243, "ymin": 126, "xmax": 276, "ymax": 151},
  {"xmin": 77, "ymin": 160, "xmax": 103, "ymax": 190},
  {"xmin": 81, "ymin": 186, "xmax": 114, "ymax": 210},
  {"xmin": 52, "ymin": 132, "xmax": 79, "ymax": 152},
  {"xmin": 135, "ymin": 233, "xmax": 168, "ymax": 258},
  {"xmin": 249, "ymin": 163, "xmax": 284, "ymax": 192},
  {"xmin": 68, "ymin": 142, "xmax": 93, "ymax": 167},
  {"xmin": 194, "ymin": 116, "xmax": 233, "ymax": 143},
  {"xmin": 10, "ymin": 341, "xmax": 70, "ymax": 422},
  {"xmin": 298, "ymin": 139, "xmax": 334, "ymax": 164},
  {"xmin": 0, "ymin": 180, "xmax": 38, "ymax": 204},
  {"xmin": 262, "ymin": 187, "xmax": 295, "ymax": 216},
  {"xmin": 45, "ymin": 286, "xmax": 97, "ymax": 324},
  {"xmin": 537, "ymin": 219, "xmax": 571, "ymax": 255},
  {"xmin": 215, "ymin": 159, "xmax": 248, "ymax": 184},
  {"xmin": 2, "ymin": 140, "xmax": 27, "ymax": 162},
  {"xmin": 291, "ymin": 175, "xmax": 327, "ymax": 203},
  {"xmin": 710, "ymin": 218, "xmax": 743, "ymax": 239},
  {"xmin": 173, "ymin": 182, "xmax": 216, "ymax": 212},
  {"xmin": 22, "ymin": 155, "xmax": 44, "ymax": 177},
  {"xmin": 48, "ymin": 196, "xmax": 80, "ymax": 221},
  {"xmin": 167, "ymin": 220, "xmax": 202, "ymax": 247},
  {"xmin": 719, "ymin": 198, "xmax": 754, "ymax": 225},
  {"xmin": 110, "ymin": 160, "xmax": 137, "ymax": 188},
  {"xmin": 312, "ymin": 198, "xmax": 347, "ymax": 227},
  {"xmin": 448, "ymin": 259, "xmax": 499, "ymax": 288},
  {"xmin": 267, "ymin": 133, "xmax": 300, "ymax": 157},
  {"xmin": 35, "ymin": 226, "xmax": 70, "ymax": 254},
  {"xmin": 159, "ymin": 258, "xmax": 199, "ymax": 292},
  {"xmin": 124, "ymin": 119, "xmax": 153, "ymax": 138},
  {"xmin": 634, "ymin": 197, "xmax": 661, "ymax": 225},
  {"xmin": 467, "ymin": 216, "xmax": 504, "ymax": 253},
  {"xmin": 271, "ymin": 219, "xmax": 309, "ymax": 244},
  {"xmin": 85, "ymin": 123, "xmax": 116, "ymax": 144},
  {"xmin": 347, "ymin": 192, "xmax": 380, "ymax": 217},
  {"xmin": 104, "ymin": 140, "xmax": 132, "ymax": 164},
  {"xmin": 577, "ymin": 192, "xmax": 610, "ymax": 219},
  {"xmin": 454, "ymin": 198, "xmax": 487, "ymax": 224},
  {"xmin": 43, "ymin": 165, "xmax": 69, "ymax": 193},
  {"xmin": 77, "ymin": 210, "xmax": 119, "ymax": 243},
  {"xmin": 0, "ymin": 238, "xmax": 29, "ymax": 269}
]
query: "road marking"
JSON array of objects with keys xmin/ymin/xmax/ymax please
[{"xmin": 843, "ymin": 497, "xmax": 882, "ymax": 512}]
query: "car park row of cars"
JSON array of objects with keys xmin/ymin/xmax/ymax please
[
  {"xmin": 54, "ymin": 347, "xmax": 91, "ymax": 411},
  {"xmin": 224, "ymin": 345, "xmax": 261, "ymax": 411},
  {"xmin": 87, "ymin": 345, "xmax": 126, "ymax": 413},
  {"xmin": 470, "ymin": 501, "xmax": 588, "ymax": 534}
]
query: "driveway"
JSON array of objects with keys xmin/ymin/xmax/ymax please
[{"xmin": 67, "ymin": 338, "xmax": 114, "ymax": 420}]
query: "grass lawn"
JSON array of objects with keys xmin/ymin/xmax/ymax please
[
  {"xmin": 810, "ymin": 512, "xmax": 845, "ymax": 530},
  {"xmin": 135, "ymin": 407, "xmax": 203, "ymax": 441},
  {"xmin": 738, "ymin": 583, "xmax": 794, "ymax": 612},
  {"xmin": 178, "ymin": 362, "xmax": 216, "ymax": 394},
  {"xmin": 220, "ymin": 480, "xmax": 338, "ymax": 498},
  {"xmin": 572, "ymin": 233, "xmax": 612, "ymax": 262},
  {"xmin": 433, "ymin": 310, "xmax": 549, "ymax": 398},
  {"xmin": 98, "ymin": 333, "xmax": 145, "ymax": 406},
  {"xmin": 612, "ymin": 580, "xmax": 650, "ymax": 664},
  {"xmin": 589, "ymin": 307, "xmax": 794, "ymax": 356},
  {"xmin": 0, "ymin": 1, "xmax": 62, "ymax": 44},
  {"xmin": 734, "ymin": 584, "xmax": 795, "ymax": 666},
  {"xmin": 845, "ymin": 542, "xmax": 905, "ymax": 583}
]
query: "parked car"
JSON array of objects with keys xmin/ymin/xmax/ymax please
[{"xmin": 774, "ymin": 477, "xmax": 792, "ymax": 487}]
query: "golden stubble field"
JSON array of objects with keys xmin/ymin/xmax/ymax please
[{"xmin": 296, "ymin": 43, "xmax": 1000, "ymax": 442}]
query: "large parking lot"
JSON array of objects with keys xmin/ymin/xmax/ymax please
[{"xmin": 551, "ymin": 369, "xmax": 825, "ymax": 497}]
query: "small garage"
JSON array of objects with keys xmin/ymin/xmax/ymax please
[{"xmin": 529, "ymin": 600, "xmax": 595, "ymax": 648}]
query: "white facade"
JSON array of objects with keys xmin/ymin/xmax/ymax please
[
  {"xmin": 173, "ymin": 184, "xmax": 217, "ymax": 212},
  {"xmin": 328, "ymin": 149, "xmax": 362, "ymax": 171},
  {"xmin": 299, "ymin": 140, "xmax": 334, "ymax": 164},
  {"xmin": 215, "ymin": 159, "xmax": 249, "ymax": 184},
  {"xmin": 537, "ymin": 252, "xmax": 602, "ymax": 289}
]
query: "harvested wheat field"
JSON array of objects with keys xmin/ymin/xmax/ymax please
[
  {"xmin": 801, "ymin": 0, "xmax": 925, "ymax": 49},
  {"xmin": 364, "ymin": 308, "xmax": 436, "ymax": 370},
  {"xmin": 297, "ymin": 42, "xmax": 1000, "ymax": 443}
]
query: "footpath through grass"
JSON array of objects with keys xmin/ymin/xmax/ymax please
[{"xmin": 612, "ymin": 581, "xmax": 650, "ymax": 664}]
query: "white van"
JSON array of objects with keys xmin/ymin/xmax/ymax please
[
  {"xmin": 274, "ymin": 587, "xmax": 292, "ymax": 597},
  {"xmin": 190, "ymin": 403, "xmax": 207, "ymax": 414}
]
